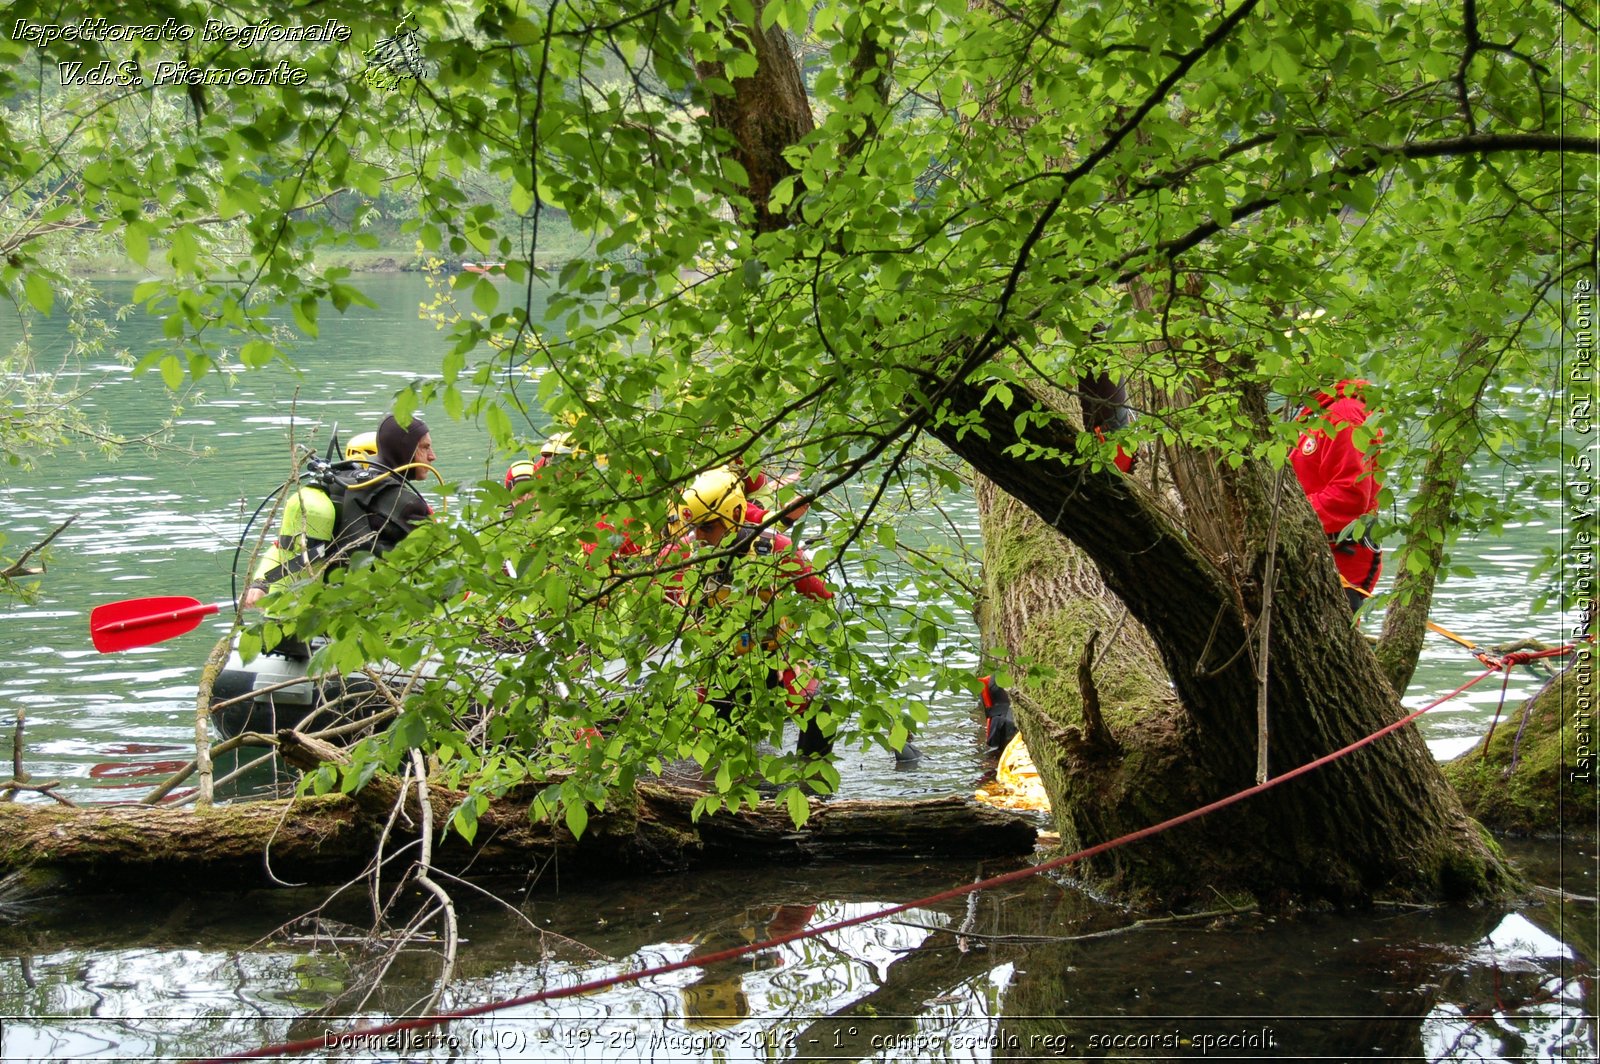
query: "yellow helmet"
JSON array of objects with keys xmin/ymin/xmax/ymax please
[
  {"xmin": 504, "ymin": 459, "xmax": 538, "ymax": 488},
  {"xmin": 681, "ymin": 977, "xmax": 749, "ymax": 1031},
  {"xmin": 344, "ymin": 431, "xmax": 379, "ymax": 462},
  {"xmin": 680, "ymin": 468, "xmax": 745, "ymax": 531},
  {"xmin": 540, "ymin": 431, "xmax": 576, "ymax": 457}
]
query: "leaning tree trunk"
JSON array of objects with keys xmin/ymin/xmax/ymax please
[
  {"xmin": 974, "ymin": 476, "xmax": 1204, "ymax": 907},
  {"xmin": 942, "ymin": 373, "xmax": 1512, "ymax": 907},
  {"xmin": 1373, "ymin": 333, "xmax": 1498, "ymax": 693}
]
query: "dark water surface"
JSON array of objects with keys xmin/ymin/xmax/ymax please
[
  {"xmin": 0, "ymin": 276, "xmax": 1592, "ymax": 1061},
  {"xmin": 0, "ymin": 839, "xmax": 1593, "ymax": 1061}
]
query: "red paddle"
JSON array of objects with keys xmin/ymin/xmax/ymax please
[{"xmin": 90, "ymin": 596, "xmax": 234, "ymax": 653}]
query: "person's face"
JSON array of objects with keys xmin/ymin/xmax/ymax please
[
  {"xmin": 410, "ymin": 433, "xmax": 435, "ymax": 479},
  {"xmin": 693, "ymin": 519, "xmax": 729, "ymax": 547}
]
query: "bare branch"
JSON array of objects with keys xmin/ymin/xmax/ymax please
[{"xmin": 0, "ymin": 515, "xmax": 76, "ymax": 582}]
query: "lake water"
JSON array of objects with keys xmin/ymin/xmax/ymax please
[{"xmin": 0, "ymin": 275, "xmax": 1590, "ymax": 1061}]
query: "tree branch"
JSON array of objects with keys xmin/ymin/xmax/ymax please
[{"xmin": 0, "ymin": 515, "xmax": 76, "ymax": 583}]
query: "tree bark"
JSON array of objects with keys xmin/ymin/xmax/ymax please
[
  {"xmin": 939, "ymin": 375, "xmax": 1513, "ymax": 906},
  {"xmin": 0, "ymin": 746, "xmax": 1039, "ymax": 893},
  {"xmin": 694, "ymin": 20, "xmax": 814, "ymax": 234}
]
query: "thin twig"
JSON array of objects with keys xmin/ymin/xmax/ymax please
[
  {"xmin": 0, "ymin": 515, "xmax": 76, "ymax": 580},
  {"xmin": 1, "ymin": 707, "xmax": 26, "ymax": 801},
  {"xmin": 142, "ymin": 706, "xmax": 387, "ymax": 806},
  {"xmin": 0, "ymin": 780, "xmax": 75, "ymax": 806},
  {"xmin": 193, "ymin": 635, "xmax": 232, "ymax": 808},
  {"xmin": 902, "ymin": 904, "xmax": 1252, "ymax": 945},
  {"xmin": 261, "ymin": 793, "xmax": 312, "ymax": 889},
  {"xmin": 410, "ymin": 749, "xmax": 460, "ymax": 1007},
  {"xmin": 1090, "ymin": 606, "xmax": 1129, "ymax": 670},
  {"xmin": 954, "ymin": 865, "xmax": 986, "ymax": 954},
  {"xmin": 168, "ymin": 748, "xmax": 285, "ymax": 807},
  {"xmin": 1529, "ymin": 884, "xmax": 1599, "ymax": 904},
  {"xmin": 205, "ymin": 672, "xmax": 327, "ymax": 714},
  {"xmin": 1255, "ymin": 464, "xmax": 1290, "ymax": 784},
  {"xmin": 140, "ymin": 730, "xmax": 276, "ymax": 804}
]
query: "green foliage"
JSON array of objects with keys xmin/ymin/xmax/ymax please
[{"xmin": 1, "ymin": 0, "xmax": 1590, "ymax": 826}]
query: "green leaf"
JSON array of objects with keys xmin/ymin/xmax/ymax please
[
  {"xmin": 23, "ymin": 272, "xmax": 53, "ymax": 315},
  {"xmin": 124, "ymin": 224, "xmax": 151, "ymax": 267},
  {"xmin": 784, "ymin": 786, "xmax": 810, "ymax": 827},
  {"xmin": 292, "ymin": 296, "xmax": 319, "ymax": 338},
  {"xmin": 485, "ymin": 402, "xmax": 512, "ymax": 445},
  {"xmin": 473, "ymin": 277, "xmax": 498, "ymax": 315},
  {"xmin": 453, "ymin": 799, "xmax": 480, "ymax": 844},
  {"xmin": 159, "ymin": 355, "xmax": 184, "ymax": 390},
  {"xmin": 564, "ymin": 800, "xmax": 589, "ymax": 839},
  {"xmin": 239, "ymin": 340, "xmax": 275, "ymax": 368},
  {"xmin": 309, "ymin": 765, "xmax": 337, "ymax": 796},
  {"xmin": 393, "ymin": 388, "xmax": 417, "ymax": 428},
  {"xmin": 393, "ymin": 711, "xmax": 427, "ymax": 749}
]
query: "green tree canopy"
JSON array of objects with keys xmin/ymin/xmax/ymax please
[{"xmin": 1, "ymin": 0, "xmax": 1592, "ymax": 857}]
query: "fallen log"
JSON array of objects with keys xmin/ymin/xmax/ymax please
[{"xmin": 0, "ymin": 731, "xmax": 1041, "ymax": 892}]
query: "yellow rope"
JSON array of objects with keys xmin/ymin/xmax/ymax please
[{"xmin": 1341, "ymin": 576, "xmax": 1478, "ymax": 650}]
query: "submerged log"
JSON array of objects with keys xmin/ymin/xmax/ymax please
[{"xmin": 0, "ymin": 733, "xmax": 1040, "ymax": 892}]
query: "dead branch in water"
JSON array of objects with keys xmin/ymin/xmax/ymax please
[{"xmin": 0, "ymin": 515, "xmax": 76, "ymax": 584}]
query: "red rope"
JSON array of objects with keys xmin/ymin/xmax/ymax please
[
  {"xmin": 196, "ymin": 665, "xmax": 1503, "ymax": 1064},
  {"xmin": 1476, "ymin": 643, "xmax": 1587, "ymax": 753},
  {"xmin": 1474, "ymin": 642, "xmax": 1582, "ymax": 673}
]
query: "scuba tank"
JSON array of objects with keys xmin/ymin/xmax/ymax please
[
  {"xmin": 229, "ymin": 433, "xmax": 433, "ymax": 646},
  {"xmin": 314, "ymin": 456, "xmax": 430, "ymax": 560}
]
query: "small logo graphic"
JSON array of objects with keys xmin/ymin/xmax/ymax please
[
  {"xmin": 1301, "ymin": 437, "xmax": 1318, "ymax": 455},
  {"xmin": 364, "ymin": 13, "xmax": 425, "ymax": 90}
]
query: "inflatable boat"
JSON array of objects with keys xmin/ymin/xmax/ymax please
[
  {"xmin": 205, "ymin": 635, "xmax": 679, "ymax": 741},
  {"xmin": 206, "ymin": 640, "xmax": 446, "ymax": 740}
]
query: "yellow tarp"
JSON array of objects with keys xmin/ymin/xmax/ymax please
[{"xmin": 974, "ymin": 734, "xmax": 1052, "ymax": 813}]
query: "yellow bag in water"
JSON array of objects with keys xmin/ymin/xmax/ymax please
[{"xmin": 974, "ymin": 734, "xmax": 1052, "ymax": 813}]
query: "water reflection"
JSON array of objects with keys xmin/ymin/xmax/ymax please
[{"xmin": 0, "ymin": 853, "xmax": 1591, "ymax": 1062}]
